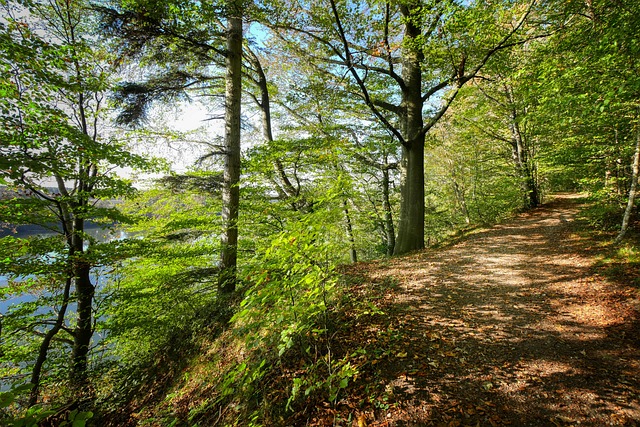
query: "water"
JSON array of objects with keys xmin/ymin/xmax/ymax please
[
  {"xmin": 0, "ymin": 226, "xmax": 138, "ymax": 392},
  {"xmin": 0, "ymin": 226, "xmax": 131, "ymax": 314}
]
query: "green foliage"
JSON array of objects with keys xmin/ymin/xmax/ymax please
[
  {"xmin": 0, "ymin": 385, "xmax": 51, "ymax": 427},
  {"xmin": 423, "ymin": 87, "xmax": 526, "ymax": 242},
  {"xmin": 182, "ymin": 187, "xmax": 357, "ymax": 423},
  {"xmin": 100, "ymin": 185, "xmax": 222, "ymax": 368},
  {"xmin": 531, "ymin": 0, "xmax": 640, "ymax": 198},
  {"xmin": 598, "ymin": 244, "xmax": 640, "ymax": 288},
  {"xmin": 0, "ymin": 384, "xmax": 93, "ymax": 427},
  {"xmin": 287, "ymin": 354, "xmax": 358, "ymax": 410},
  {"xmin": 578, "ymin": 196, "xmax": 624, "ymax": 231},
  {"xmin": 0, "ymin": 0, "xmax": 161, "ymax": 410},
  {"xmin": 234, "ymin": 215, "xmax": 339, "ymax": 354}
]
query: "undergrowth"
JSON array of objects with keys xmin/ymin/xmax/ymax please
[
  {"xmin": 110, "ymin": 214, "xmax": 386, "ymax": 427},
  {"xmin": 595, "ymin": 235, "xmax": 640, "ymax": 289}
]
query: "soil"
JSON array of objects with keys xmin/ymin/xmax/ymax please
[{"xmin": 315, "ymin": 194, "xmax": 640, "ymax": 427}]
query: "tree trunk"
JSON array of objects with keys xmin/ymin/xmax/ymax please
[
  {"xmin": 29, "ymin": 277, "xmax": 72, "ymax": 406},
  {"xmin": 453, "ymin": 181, "xmax": 471, "ymax": 224},
  {"xmin": 71, "ymin": 265, "xmax": 94, "ymax": 387},
  {"xmin": 342, "ymin": 199, "xmax": 358, "ymax": 263},
  {"xmin": 526, "ymin": 163, "xmax": 539, "ymax": 208},
  {"xmin": 510, "ymin": 137, "xmax": 538, "ymax": 210},
  {"xmin": 615, "ymin": 113, "xmax": 640, "ymax": 243},
  {"xmin": 382, "ymin": 168, "xmax": 395, "ymax": 256},
  {"xmin": 506, "ymin": 85, "xmax": 539, "ymax": 210},
  {"xmin": 248, "ymin": 48, "xmax": 300, "ymax": 203},
  {"xmin": 218, "ymin": 6, "xmax": 243, "ymax": 293},
  {"xmin": 394, "ymin": 142, "xmax": 425, "ymax": 254},
  {"xmin": 70, "ymin": 217, "xmax": 94, "ymax": 392},
  {"xmin": 394, "ymin": 3, "xmax": 425, "ymax": 255}
]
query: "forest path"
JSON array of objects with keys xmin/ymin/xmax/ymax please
[{"xmin": 340, "ymin": 194, "xmax": 640, "ymax": 427}]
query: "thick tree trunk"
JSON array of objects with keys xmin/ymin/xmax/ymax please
[
  {"xmin": 615, "ymin": 115, "xmax": 640, "ymax": 243},
  {"xmin": 394, "ymin": 3, "xmax": 425, "ymax": 255},
  {"xmin": 218, "ymin": 8, "xmax": 243, "ymax": 293},
  {"xmin": 394, "ymin": 142, "xmax": 425, "ymax": 255},
  {"xmin": 70, "ymin": 217, "xmax": 94, "ymax": 392}
]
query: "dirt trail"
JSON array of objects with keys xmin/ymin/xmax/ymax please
[{"xmin": 342, "ymin": 194, "xmax": 640, "ymax": 427}]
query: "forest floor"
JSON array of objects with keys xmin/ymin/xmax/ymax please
[{"xmin": 309, "ymin": 194, "xmax": 640, "ymax": 427}]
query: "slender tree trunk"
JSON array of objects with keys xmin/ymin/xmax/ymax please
[
  {"xmin": 219, "ymin": 6, "xmax": 243, "ymax": 293},
  {"xmin": 71, "ymin": 267, "xmax": 93, "ymax": 385},
  {"xmin": 382, "ymin": 168, "xmax": 395, "ymax": 256},
  {"xmin": 506, "ymin": 86, "xmax": 539, "ymax": 209},
  {"xmin": 453, "ymin": 181, "xmax": 471, "ymax": 224},
  {"xmin": 615, "ymin": 113, "xmax": 640, "ymax": 243},
  {"xmin": 29, "ymin": 277, "xmax": 72, "ymax": 406},
  {"xmin": 510, "ymin": 136, "xmax": 538, "ymax": 209},
  {"xmin": 342, "ymin": 199, "xmax": 358, "ymax": 263},
  {"xmin": 248, "ymin": 48, "xmax": 300, "ymax": 202},
  {"xmin": 614, "ymin": 130, "xmax": 624, "ymax": 196}
]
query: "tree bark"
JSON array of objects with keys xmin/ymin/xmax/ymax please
[
  {"xmin": 394, "ymin": 5, "xmax": 425, "ymax": 255},
  {"xmin": 70, "ymin": 216, "xmax": 95, "ymax": 391},
  {"xmin": 394, "ymin": 142, "xmax": 425, "ymax": 254},
  {"xmin": 218, "ymin": 4, "xmax": 243, "ymax": 293},
  {"xmin": 71, "ymin": 265, "xmax": 94, "ymax": 386}
]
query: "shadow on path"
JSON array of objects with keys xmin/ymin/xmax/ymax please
[{"xmin": 344, "ymin": 194, "xmax": 640, "ymax": 427}]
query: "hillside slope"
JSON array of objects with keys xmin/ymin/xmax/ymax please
[{"xmin": 112, "ymin": 194, "xmax": 639, "ymax": 427}]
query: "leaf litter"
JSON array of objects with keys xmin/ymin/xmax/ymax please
[{"xmin": 306, "ymin": 194, "xmax": 639, "ymax": 427}]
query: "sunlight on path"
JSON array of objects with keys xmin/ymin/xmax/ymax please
[{"xmin": 359, "ymin": 194, "xmax": 640, "ymax": 426}]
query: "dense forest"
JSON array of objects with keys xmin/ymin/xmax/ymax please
[{"xmin": 1, "ymin": 0, "xmax": 638, "ymax": 425}]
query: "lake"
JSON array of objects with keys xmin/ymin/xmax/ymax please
[{"xmin": 0, "ymin": 225, "xmax": 131, "ymax": 314}]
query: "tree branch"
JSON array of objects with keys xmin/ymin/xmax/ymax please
[{"xmin": 328, "ymin": 0, "xmax": 407, "ymax": 146}]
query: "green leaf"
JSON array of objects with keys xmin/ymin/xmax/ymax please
[{"xmin": 0, "ymin": 391, "xmax": 15, "ymax": 408}]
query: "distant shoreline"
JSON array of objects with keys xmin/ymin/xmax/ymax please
[{"xmin": 0, "ymin": 221, "xmax": 106, "ymax": 238}]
